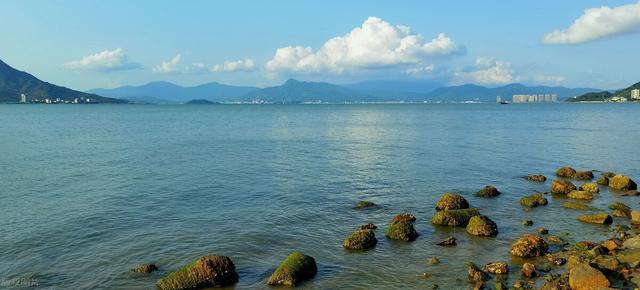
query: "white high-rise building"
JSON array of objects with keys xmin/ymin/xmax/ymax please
[
  {"xmin": 20, "ymin": 93, "xmax": 27, "ymax": 103},
  {"xmin": 631, "ymin": 89, "xmax": 640, "ymax": 100}
]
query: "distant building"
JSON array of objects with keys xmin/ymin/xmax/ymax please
[
  {"xmin": 496, "ymin": 96, "xmax": 501, "ymax": 103},
  {"xmin": 512, "ymin": 94, "xmax": 557, "ymax": 103},
  {"xmin": 611, "ymin": 96, "xmax": 628, "ymax": 102},
  {"xmin": 631, "ymin": 89, "xmax": 640, "ymax": 100},
  {"xmin": 20, "ymin": 93, "xmax": 27, "ymax": 103}
]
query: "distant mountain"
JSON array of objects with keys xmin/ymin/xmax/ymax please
[
  {"xmin": 89, "ymin": 81, "xmax": 258, "ymax": 103},
  {"xmin": 425, "ymin": 83, "xmax": 598, "ymax": 102},
  {"xmin": 567, "ymin": 81, "xmax": 639, "ymax": 102},
  {"xmin": 343, "ymin": 79, "xmax": 442, "ymax": 100},
  {"xmin": 241, "ymin": 79, "xmax": 380, "ymax": 103},
  {"xmin": 0, "ymin": 59, "xmax": 123, "ymax": 103},
  {"xmin": 186, "ymin": 99, "xmax": 218, "ymax": 105}
]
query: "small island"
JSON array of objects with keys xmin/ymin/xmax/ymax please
[{"xmin": 185, "ymin": 99, "xmax": 219, "ymax": 105}]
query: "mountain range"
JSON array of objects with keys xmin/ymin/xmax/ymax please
[
  {"xmin": 88, "ymin": 81, "xmax": 257, "ymax": 103},
  {"xmin": 567, "ymin": 81, "xmax": 640, "ymax": 102},
  {"xmin": 0, "ymin": 59, "xmax": 123, "ymax": 103}
]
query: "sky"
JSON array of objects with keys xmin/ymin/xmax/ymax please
[{"xmin": 1, "ymin": 0, "xmax": 639, "ymax": 91}]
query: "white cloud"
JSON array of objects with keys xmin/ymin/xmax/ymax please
[
  {"xmin": 212, "ymin": 58, "xmax": 255, "ymax": 72},
  {"xmin": 544, "ymin": 1, "xmax": 640, "ymax": 44},
  {"xmin": 532, "ymin": 75, "xmax": 566, "ymax": 85},
  {"xmin": 453, "ymin": 57, "xmax": 517, "ymax": 85},
  {"xmin": 65, "ymin": 48, "xmax": 140, "ymax": 71},
  {"xmin": 405, "ymin": 64, "xmax": 436, "ymax": 75},
  {"xmin": 265, "ymin": 17, "xmax": 463, "ymax": 74},
  {"xmin": 154, "ymin": 54, "xmax": 182, "ymax": 73}
]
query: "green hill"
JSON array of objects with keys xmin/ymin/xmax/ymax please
[
  {"xmin": 567, "ymin": 81, "xmax": 639, "ymax": 102},
  {"xmin": 0, "ymin": 59, "xmax": 124, "ymax": 103}
]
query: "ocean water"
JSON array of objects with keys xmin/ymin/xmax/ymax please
[{"xmin": 0, "ymin": 103, "xmax": 639, "ymax": 289}]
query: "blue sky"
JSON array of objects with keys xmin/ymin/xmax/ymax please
[{"xmin": 1, "ymin": 0, "xmax": 639, "ymax": 90}]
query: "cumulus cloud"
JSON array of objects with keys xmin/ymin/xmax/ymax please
[
  {"xmin": 265, "ymin": 17, "xmax": 464, "ymax": 74},
  {"xmin": 453, "ymin": 57, "xmax": 517, "ymax": 85},
  {"xmin": 544, "ymin": 1, "xmax": 640, "ymax": 44},
  {"xmin": 154, "ymin": 54, "xmax": 182, "ymax": 73},
  {"xmin": 212, "ymin": 58, "xmax": 255, "ymax": 72},
  {"xmin": 64, "ymin": 48, "xmax": 141, "ymax": 71}
]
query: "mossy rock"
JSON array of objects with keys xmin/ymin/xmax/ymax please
[
  {"xmin": 482, "ymin": 262, "xmax": 509, "ymax": 274},
  {"xmin": 601, "ymin": 171, "xmax": 616, "ymax": 178},
  {"xmin": 132, "ymin": 263, "xmax": 158, "ymax": 273},
  {"xmin": 574, "ymin": 171, "xmax": 594, "ymax": 180},
  {"xmin": 467, "ymin": 262, "xmax": 489, "ymax": 283},
  {"xmin": 354, "ymin": 200, "xmax": 376, "ymax": 209},
  {"xmin": 556, "ymin": 167, "xmax": 576, "ymax": 178},
  {"xmin": 567, "ymin": 190, "xmax": 594, "ymax": 200},
  {"xmin": 359, "ymin": 223, "xmax": 377, "ymax": 230},
  {"xmin": 475, "ymin": 185, "xmax": 501, "ymax": 197},
  {"xmin": 525, "ymin": 175, "xmax": 547, "ymax": 182},
  {"xmin": 579, "ymin": 183, "xmax": 599, "ymax": 194},
  {"xmin": 510, "ymin": 234, "xmax": 549, "ymax": 258},
  {"xmin": 609, "ymin": 202, "xmax": 631, "ymax": 218},
  {"xmin": 435, "ymin": 192, "xmax": 469, "ymax": 210},
  {"xmin": 386, "ymin": 214, "xmax": 418, "ymax": 241},
  {"xmin": 608, "ymin": 175, "xmax": 637, "ymax": 191},
  {"xmin": 568, "ymin": 263, "xmax": 610, "ymax": 290},
  {"xmin": 519, "ymin": 193, "xmax": 548, "ymax": 207},
  {"xmin": 267, "ymin": 252, "xmax": 317, "ymax": 287},
  {"xmin": 343, "ymin": 229, "xmax": 377, "ymax": 250},
  {"xmin": 156, "ymin": 255, "xmax": 238, "ymax": 290},
  {"xmin": 466, "ymin": 215, "xmax": 498, "ymax": 237},
  {"xmin": 577, "ymin": 213, "xmax": 612, "ymax": 224},
  {"xmin": 596, "ymin": 175, "xmax": 609, "ymax": 185},
  {"xmin": 431, "ymin": 208, "xmax": 480, "ymax": 227},
  {"xmin": 562, "ymin": 201, "xmax": 591, "ymax": 210},
  {"xmin": 551, "ymin": 179, "xmax": 576, "ymax": 194}
]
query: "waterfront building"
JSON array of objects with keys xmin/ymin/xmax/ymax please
[
  {"xmin": 20, "ymin": 93, "xmax": 27, "ymax": 103},
  {"xmin": 611, "ymin": 96, "xmax": 628, "ymax": 102},
  {"xmin": 631, "ymin": 89, "xmax": 640, "ymax": 100},
  {"xmin": 512, "ymin": 94, "xmax": 558, "ymax": 103}
]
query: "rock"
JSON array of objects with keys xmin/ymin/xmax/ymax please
[
  {"xmin": 608, "ymin": 202, "xmax": 631, "ymax": 218},
  {"xmin": 525, "ymin": 175, "xmax": 547, "ymax": 182},
  {"xmin": 521, "ymin": 262, "xmax": 537, "ymax": 278},
  {"xmin": 577, "ymin": 213, "xmax": 613, "ymax": 225},
  {"xmin": 354, "ymin": 200, "xmax": 376, "ymax": 209},
  {"xmin": 579, "ymin": 183, "xmax": 599, "ymax": 193},
  {"xmin": 622, "ymin": 190, "xmax": 640, "ymax": 196},
  {"xmin": 519, "ymin": 193, "xmax": 548, "ymax": 207},
  {"xmin": 602, "ymin": 172, "xmax": 617, "ymax": 178},
  {"xmin": 562, "ymin": 201, "xmax": 591, "ymax": 210},
  {"xmin": 575, "ymin": 241, "xmax": 599, "ymax": 249},
  {"xmin": 540, "ymin": 273, "xmax": 570, "ymax": 290},
  {"xmin": 522, "ymin": 220, "xmax": 533, "ymax": 226},
  {"xmin": 467, "ymin": 262, "xmax": 488, "ymax": 284},
  {"xmin": 618, "ymin": 248, "xmax": 640, "ymax": 268},
  {"xmin": 428, "ymin": 257, "xmax": 440, "ymax": 265},
  {"xmin": 510, "ymin": 234, "xmax": 549, "ymax": 258},
  {"xmin": 590, "ymin": 256, "xmax": 619, "ymax": 272},
  {"xmin": 466, "ymin": 215, "xmax": 498, "ymax": 237},
  {"xmin": 431, "ymin": 208, "xmax": 480, "ymax": 227},
  {"xmin": 556, "ymin": 167, "xmax": 577, "ymax": 178},
  {"xmin": 589, "ymin": 245, "xmax": 607, "ymax": 256},
  {"xmin": 538, "ymin": 227, "xmax": 549, "ymax": 235},
  {"xmin": 385, "ymin": 213, "xmax": 418, "ymax": 241},
  {"xmin": 547, "ymin": 235, "xmax": 565, "ymax": 245},
  {"xmin": 551, "ymin": 179, "xmax": 576, "ymax": 194},
  {"xmin": 601, "ymin": 239, "xmax": 621, "ymax": 252},
  {"xmin": 623, "ymin": 235, "xmax": 640, "ymax": 249},
  {"xmin": 435, "ymin": 192, "xmax": 469, "ymax": 210},
  {"xmin": 597, "ymin": 175, "xmax": 609, "ymax": 185},
  {"xmin": 132, "ymin": 263, "xmax": 158, "ymax": 273},
  {"xmin": 343, "ymin": 229, "xmax": 377, "ymax": 250},
  {"xmin": 359, "ymin": 223, "xmax": 377, "ymax": 230},
  {"xmin": 574, "ymin": 171, "xmax": 594, "ymax": 180},
  {"xmin": 156, "ymin": 255, "xmax": 238, "ymax": 290},
  {"xmin": 548, "ymin": 256, "xmax": 567, "ymax": 266},
  {"xmin": 568, "ymin": 263, "xmax": 610, "ymax": 290},
  {"xmin": 267, "ymin": 252, "xmax": 317, "ymax": 287},
  {"xmin": 567, "ymin": 190, "xmax": 594, "ymax": 200},
  {"xmin": 608, "ymin": 175, "xmax": 638, "ymax": 191},
  {"xmin": 631, "ymin": 211, "xmax": 640, "ymax": 224},
  {"xmin": 475, "ymin": 185, "xmax": 501, "ymax": 197},
  {"xmin": 437, "ymin": 236, "xmax": 457, "ymax": 246},
  {"xmin": 483, "ymin": 262, "xmax": 509, "ymax": 274}
]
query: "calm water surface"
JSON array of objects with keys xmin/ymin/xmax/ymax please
[{"xmin": 1, "ymin": 103, "xmax": 639, "ymax": 289}]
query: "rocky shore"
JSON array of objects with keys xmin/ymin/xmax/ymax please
[{"xmin": 133, "ymin": 166, "xmax": 639, "ymax": 289}]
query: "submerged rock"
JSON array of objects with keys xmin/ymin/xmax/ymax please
[
  {"xmin": 568, "ymin": 263, "xmax": 610, "ymax": 290},
  {"xmin": 354, "ymin": 200, "xmax": 376, "ymax": 209},
  {"xmin": 437, "ymin": 236, "xmax": 457, "ymax": 247},
  {"xmin": 551, "ymin": 179, "xmax": 576, "ymax": 194},
  {"xmin": 359, "ymin": 223, "xmax": 377, "ymax": 230},
  {"xmin": 562, "ymin": 201, "xmax": 591, "ymax": 210},
  {"xmin": 577, "ymin": 213, "xmax": 613, "ymax": 225},
  {"xmin": 435, "ymin": 192, "xmax": 469, "ymax": 210},
  {"xmin": 510, "ymin": 234, "xmax": 549, "ymax": 258},
  {"xmin": 156, "ymin": 255, "xmax": 238, "ymax": 290},
  {"xmin": 538, "ymin": 227, "xmax": 549, "ymax": 235},
  {"xmin": 343, "ymin": 229, "xmax": 377, "ymax": 250},
  {"xmin": 567, "ymin": 190, "xmax": 594, "ymax": 200},
  {"xmin": 608, "ymin": 175, "xmax": 637, "ymax": 191},
  {"xmin": 386, "ymin": 213, "xmax": 418, "ymax": 241},
  {"xmin": 467, "ymin": 262, "xmax": 488, "ymax": 284},
  {"xmin": 431, "ymin": 208, "xmax": 480, "ymax": 227},
  {"xmin": 525, "ymin": 174, "xmax": 547, "ymax": 182},
  {"xmin": 267, "ymin": 252, "xmax": 317, "ymax": 287},
  {"xmin": 429, "ymin": 257, "xmax": 440, "ymax": 265},
  {"xmin": 483, "ymin": 262, "xmax": 508, "ymax": 274},
  {"xmin": 519, "ymin": 193, "xmax": 548, "ymax": 207},
  {"xmin": 521, "ymin": 262, "xmax": 537, "ymax": 278},
  {"xmin": 609, "ymin": 202, "xmax": 631, "ymax": 218},
  {"xmin": 132, "ymin": 263, "xmax": 158, "ymax": 273},
  {"xmin": 522, "ymin": 220, "xmax": 533, "ymax": 226},
  {"xmin": 579, "ymin": 183, "xmax": 599, "ymax": 194},
  {"xmin": 574, "ymin": 171, "xmax": 594, "ymax": 181},
  {"xmin": 596, "ymin": 175, "xmax": 609, "ymax": 186},
  {"xmin": 556, "ymin": 167, "xmax": 577, "ymax": 178},
  {"xmin": 475, "ymin": 185, "xmax": 501, "ymax": 197},
  {"xmin": 466, "ymin": 215, "xmax": 498, "ymax": 237}
]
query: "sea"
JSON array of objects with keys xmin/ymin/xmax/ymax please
[{"xmin": 1, "ymin": 103, "xmax": 639, "ymax": 289}]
